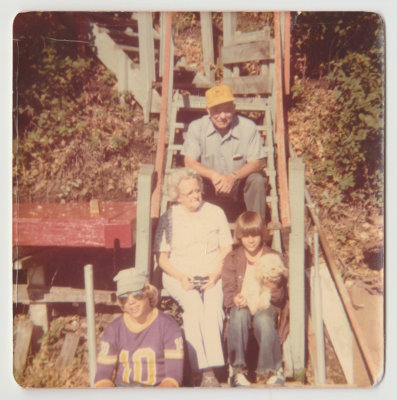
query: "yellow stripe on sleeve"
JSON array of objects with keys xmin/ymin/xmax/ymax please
[
  {"xmin": 164, "ymin": 349, "xmax": 184, "ymax": 359},
  {"xmin": 97, "ymin": 354, "xmax": 118, "ymax": 365}
]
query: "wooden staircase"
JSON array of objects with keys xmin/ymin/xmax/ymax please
[
  {"xmin": 90, "ymin": 12, "xmax": 162, "ymax": 122},
  {"xmin": 159, "ymin": 13, "xmax": 282, "ymax": 252}
]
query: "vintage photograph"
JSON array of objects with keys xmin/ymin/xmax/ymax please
[{"xmin": 12, "ymin": 10, "xmax": 384, "ymax": 389}]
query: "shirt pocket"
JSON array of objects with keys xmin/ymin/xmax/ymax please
[{"xmin": 232, "ymin": 153, "xmax": 245, "ymax": 169}]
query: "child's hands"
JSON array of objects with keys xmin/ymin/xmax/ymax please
[
  {"xmin": 262, "ymin": 277, "xmax": 280, "ymax": 289},
  {"xmin": 233, "ymin": 293, "xmax": 248, "ymax": 308}
]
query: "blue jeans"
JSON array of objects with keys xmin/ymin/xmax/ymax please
[{"xmin": 227, "ymin": 306, "xmax": 282, "ymax": 375}]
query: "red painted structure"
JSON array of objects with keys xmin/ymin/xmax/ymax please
[{"xmin": 13, "ymin": 202, "xmax": 137, "ymax": 249}]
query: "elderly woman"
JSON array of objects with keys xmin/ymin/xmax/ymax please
[{"xmin": 154, "ymin": 168, "xmax": 233, "ymax": 387}]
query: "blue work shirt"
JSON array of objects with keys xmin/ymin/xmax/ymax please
[{"xmin": 181, "ymin": 114, "xmax": 266, "ymax": 175}]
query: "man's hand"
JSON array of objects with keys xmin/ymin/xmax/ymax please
[
  {"xmin": 213, "ymin": 173, "xmax": 236, "ymax": 195},
  {"xmin": 233, "ymin": 293, "xmax": 248, "ymax": 308},
  {"xmin": 210, "ymin": 170, "xmax": 223, "ymax": 188}
]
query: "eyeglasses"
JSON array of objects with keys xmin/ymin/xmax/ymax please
[{"xmin": 118, "ymin": 290, "xmax": 145, "ymax": 304}]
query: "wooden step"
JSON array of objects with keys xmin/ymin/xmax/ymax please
[
  {"xmin": 176, "ymin": 95, "xmax": 271, "ymax": 112},
  {"xmin": 87, "ymin": 12, "xmax": 138, "ymax": 31},
  {"xmin": 232, "ymin": 26, "xmax": 271, "ymax": 45},
  {"xmin": 223, "ymin": 74, "xmax": 272, "ymax": 95},
  {"xmin": 167, "ymin": 144, "xmax": 183, "ymax": 152},
  {"xmin": 118, "ymin": 43, "xmax": 160, "ymax": 56},
  {"xmin": 222, "ymin": 40, "xmax": 274, "ymax": 64},
  {"xmin": 13, "ymin": 284, "xmax": 117, "ymax": 305}
]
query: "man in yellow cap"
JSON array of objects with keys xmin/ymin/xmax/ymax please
[{"xmin": 182, "ymin": 85, "xmax": 267, "ymax": 220}]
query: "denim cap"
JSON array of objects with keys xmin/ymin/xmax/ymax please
[{"xmin": 113, "ymin": 268, "xmax": 148, "ymax": 297}]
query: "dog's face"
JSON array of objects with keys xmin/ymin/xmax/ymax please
[{"xmin": 255, "ymin": 253, "xmax": 287, "ymax": 283}]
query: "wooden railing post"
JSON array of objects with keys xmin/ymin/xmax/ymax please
[
  {"xmin": 288, "ymin": 156, "xmax": 306, "ymax": 382},
  {"xmin": 274, "ymin": 12, "xmax": 290, "ymax": 228},
  {"xmin": 135, "ymin": 164, "xmax": 154, "ymax": 278},
  {"xmin": 200, "ymin": 12, "xmax": 215, "ymax": 83},
  {"xmin": 151, "ymin": 12, "xmax": 173, "ymax": 219},
  {"xmin": 84, "ymin": 264, "xmax": 96, "ymax": 388},
  {"xmin": 137, "ymin": 12, "xmax": 155, "ymax": 122},
  {"xmin": 283, "ymin": 12, "xmax": 291, "ymax": 96},
  {"xmin": 311, "ymin": 231, "xmax": 326, "ymax": 384}
]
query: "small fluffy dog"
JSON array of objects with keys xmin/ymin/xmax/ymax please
[{"xmin": 241, "ymin": 253, "xmax": 288, "ymax": 315}]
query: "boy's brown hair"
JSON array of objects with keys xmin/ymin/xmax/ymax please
[{"xmin": 234, "ymin": 211, "xmax": 270, "ymax": 245}]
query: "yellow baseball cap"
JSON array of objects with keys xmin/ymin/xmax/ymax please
[{"xmin": 205, "ymin": 85, "xmax": 234, "ymax": 108}]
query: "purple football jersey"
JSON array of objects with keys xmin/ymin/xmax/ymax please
[{"xmin": 94, "ymin": 309, "xmax": 184, "ymax": 387}]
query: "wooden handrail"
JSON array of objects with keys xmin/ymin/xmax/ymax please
[
  {"xmin": 151, "ymin": 12, "xmax": 173, "ymax": 219},
  {"xmin": 305, "ymin": 194, "xmax": 378, "ymax": 385},
  {"xmin": 283, "ymin": 12, "xmax": 291, "ymax": 96},
  {"xmin": 273, "ymin": 12, "xmax": 291, "ymax": 228},
  {"xmin": 287, "ymin": 139, "xmax": 379, "ymax": 385}
]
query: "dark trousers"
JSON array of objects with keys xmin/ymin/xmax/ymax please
[{"xmin": 202, "ymin": 172, "xmax": 266, "ymax": 221}]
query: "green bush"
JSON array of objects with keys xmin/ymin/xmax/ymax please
[
  {"xmin": 292, "ymin": 50, "xmax": 384, "ymax": 209},
  {"xmin": 323, "ymin": 52, "xmax": 384, "ymax": 204}
]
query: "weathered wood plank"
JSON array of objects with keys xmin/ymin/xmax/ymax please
[
  {"xmin": 222, "ymin": 41, "xmax": 272, "ymax": 64},
  {"xmin": 233, "ymin": 27, "xmax": 271, "ymax": 44},
  {"xmin": 177, "ymin": 94, "xmax": 270, "ymax": 111},
  {"xmin": 84, "ymin": 265, "xmax": 97, "ymax": 388},
  {"xmin": 192, "ymin": 71, "xmax": 213, "ymax": 88},
  {"xmin": 200, "ymin": 12, "xmax": 215, "ymax": 82},
  {"xmin": 151, "ymin": 12, "xmax": 173, "ymax": 218},
  {"xmin": 310, "ymin": 233, "xmax": 326, "ymax": 385},
  {"xmin": 223, "ymin": 74, "xmax": 272, "ymax": 95},
  {"xmin": 274, "ymin": 13, "xmax": 290, "ymax": 227},
  {"xmin": 117, "ymin": 43, "xmax": 140, "ymax": 54},
  {"xmin": 138, "ymin": 12, "xmax": 155, "ymax": 122},
  {"xmin": 13, "ymin": 318, "xmax": 34, "ymax": 375},
  {"xmin": 13, "ymin": 284, "xmax": 116, "ymax": 305},
  {"xmin": 222, "ymin": 12, "xmax": 236, "ymax": 47},
  {"xmin": 307, "ymin": 316, "xmax": 319, "ymax": 384},
  {"xmin": 135, "ymin": 164, "xmax": 154, "ymax": 276},
  {"xmin": 288, "ymin": 157, "xmax": 305, "ymax": 381},
  {"xmin": 311, "ymin": 263, "xmax": 354, "ymax": 384},
  {"xmin": 55, "ymin": 333, "xmax": 80, "ymax": 371},
  {"xmin": 27, "ymin": 264, "xmax": 49, "ymax": 332}
]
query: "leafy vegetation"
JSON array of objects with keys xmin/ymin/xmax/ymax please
[
  {"xmin": 288, "ymin": 12, "xmax": 384, "ymax": 278},
  {"xmin": 13, "ymin": 12, "xmax": 156, "ymax": 203},
  {"xmin": 289, "ymin": 12, "xmax": 384, "ymax": 210}
]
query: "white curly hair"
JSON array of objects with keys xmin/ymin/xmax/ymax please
[{"xmin": 166, "ymin": 168, "xmax": 203, "ymax": 202}]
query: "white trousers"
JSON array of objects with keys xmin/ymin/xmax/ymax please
[{"xmin": 163, "ymin": 275, "xmax": 225, "ymax": 370}]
